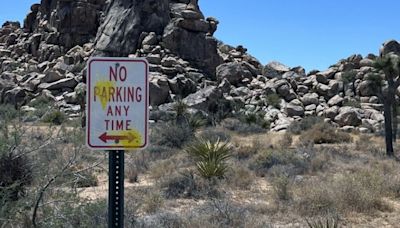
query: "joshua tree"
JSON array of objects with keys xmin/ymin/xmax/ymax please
[{"xmin": 372, "ymin": 53, "xmax": 400, "ymax": 156}]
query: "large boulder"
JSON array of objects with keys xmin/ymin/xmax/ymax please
[
  {"xmin": 327, "ymin": 95, "xmax": 344, "ymax": 106},
  {"xmin": 216, "ymin": 62, "xmax": 252, "ymax": 86},
  {"xmin": 285, "ymin": 103, "xmax": 304, "ymax": 117},
  {"xmin": 38, "ymin": 78, "xmax": 78, "ymax": 91},
  {"xmin": 262, "ymin": 61, "xmax": 290, "ymax": 79},
  {"xmin": 301, "ymin": 93, "xmax": 319, "ymax": 106},
  {"xmin": 163, "ymin": 19, "xmax": 222, "ymax": 76},
  {"xmin": 168, "ymin": 75, "xmax": 197, "ymax": 97},
  {"xmin": 149, "ymin": 75, "xmax": 171, "ymax": 106},
  {"xmin": 334, "ymin": 107, "xmax": 362, "ymax": 127},
  {"xmin": 380, "ymin": 40, "xmax": 400, "ymax": 56},
  {"xmin": 3, "ymin": 87, "xmax": 26, "ymax": 106},
  {"xmin": 95, "ymin": 0, "xmax": 170, "ymax": 56},
  {"xmin": 25, "ymin": 0, "xmax": 106, "ymax": 48},
  {"xmin": 183, "ymin": 86, "xmax": 227, "ymax": 113},
  {"xmin": 358, "ymin": 80, "xmax": 377, "ymax": 96}
]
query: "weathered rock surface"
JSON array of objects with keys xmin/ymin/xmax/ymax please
[{"xmin": 0, "ymin": 0, "xmax": 396, "ymax": 133}]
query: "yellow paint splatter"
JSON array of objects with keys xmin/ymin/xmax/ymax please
[
  {"xmin": 110, "ymin": 129, "xmax": 143, "ymax": 148},
  {"xmin": 94, "ymin": 80, "xmax": 116, "ymax": 110}
]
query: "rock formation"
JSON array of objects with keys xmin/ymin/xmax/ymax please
[{"xmin": 0, "ymin": 0, "xmax": 398, "ymax": 133}]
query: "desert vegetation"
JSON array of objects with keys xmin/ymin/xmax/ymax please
[{"xmin": 1, "ymin": 104, "xmax": 400, "ymax": 227}]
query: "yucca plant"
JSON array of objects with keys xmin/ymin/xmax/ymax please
[
  {"xmin": 305, "ymin": 217, "xmax": 340, "ymax": 228},
  {"xmin": 185, "ymin": 138, "xmax": 231, "ymax": 179},
  {"xmin": 188, "ymin": 113, "xmax": 207, "ymax": 131},
  {"xmin": 173, "ymin": 99, "xmax": 189, "ymax": 124}
]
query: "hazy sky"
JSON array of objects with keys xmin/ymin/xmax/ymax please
[{"xmin": 2, "ymin": 1, "xmax": 400, "ymax": 72}]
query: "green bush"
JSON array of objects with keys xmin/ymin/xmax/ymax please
[
  {"xmin": 188, "ymin": 113, "xmax": 208, "ymax": 130},
  {"xmin": 299, "ymin": 123, "xmax": 352, "ymax": 144},
  {"xmin": 225, "ymin": 164, "xmax": 255, "ymax": 190},
  {"xmin": 161, "ymin": 171, "xmax": 219, "ymax": 199},
  {"xmin": 29, "ymin": 95, "xmax": 53, "ymax": 118},
  {"xmin": 0, "ymin": 104, "xmax": 19, "ymax": 121},
  {"xmin": 266, "ymin": 94, "xmax": 282, "ymax": 109},
  {"xmin": 221, "ymin": 118, "xmax": 267, "ymax": 135},
  {"xmin": 41, "ymin": 199, "xmax": 107, "ymax": 227},
  {"xmin": 73, "ymin": 170, "xmax": 98, "ymax": 188},
  {"xmin": 0, "ymin": 152, "xmax": 32, "ymax": 202},
  {"xmin": 42, "ymin": 110, "xmax": 67, "ymax": 125},
  {"xmin": 272, "ymin": 174, "xmax": 292, "ymax": 201},
  {"xmin": 288, "ymin": 116, "xmax": 324, "ymax": 135},
  {"xmin": 341, "ymin": 70, "xmax": 357, "ymax": 84},
  {"xmin": 185, "ymin": 139, "xmax": 231, "ymax": 179},
  {"xmin": 249, "ymin": 149, "xmax": 306, "ymax": 177},
  {"xmin": 198, "ymin": 128, "xmax": 231, "ymax": 143},
  {"xmin": 297, "ymin": 169, "xmax": 391, "ymax": 216},
  {"xmin": 142, "ymin": 192, "xmax": 164, "ymax": 214},
  {"xmin": 343, "ymin": 99, "xmax": 361, "ymax": 108},
  {"xmin": 151, "ymin": 122, "xmax": 194, "ymax": 148}
]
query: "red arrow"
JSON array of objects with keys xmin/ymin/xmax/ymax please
[{"xmin": 99, "ymin": 132, "xmax": 135, "ymax": 143}]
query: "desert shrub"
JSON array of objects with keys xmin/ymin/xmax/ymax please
[
  {"xmin": 0, "ymin": 121, "xmax": 32, "ymax": 203},
  {"xmin": 185, "ymin": 138, "xmax": 231, "ymax": 179},
  {"xmin": 272, "ymin": 174, "xmax": 292, "ymax": 201},
  {"xmin": 343, "ymin": 99, "xmax": 361, "ymax": 108},
  {"xmin": 151, "ymin": 122, "xmax": 194, "ymax": 148},
  {"xmin": 385, "ymin": 175, "xmax": 400, "ymax": 198},
  {"xmin": 225, "ymin": 164, "xmax": 255, "ymax": 190},
  {"xmin": 0, "ymin": 104, "xmax": 19, "ymax": 120},
  {"xmin": 126, "ymin": 166, "xmax": 139, "ymax": 183},
  {"xmin": 197, "ymin": 128, "xmax": 231, "ymax": 143},
  {"xmin": 73, "ymin": 170, "xmax": 98, "ymax": 188},
  {"xmin": 172, "ymin": 99, "xmax": 190, "ymax": 126},
  {"xmin": 0, "ymin": 152, "xmax": 32, "ymax": 202},
  {"xmin": 305, "ymin": 216, "xmax": 341, "ymax": 228},
  {"xmin": 355, "ymin": 135, "xmax": 385, "ymax": 156},
  {"xmin": 149, "ymin": 159, "xmax": 176, "ymax": 179},
  {"xmin": 180, "ymin": 199, "xmax": 249, "ymax": 228},
  {"xmin": 239, "ymin": 112, "xmax": 271, "ymax": 129},
  {"xmin": 71, "ymin": 62, "xmax": 86, "ymax": 74},
  {"xmin": 278, "ymin": 132, "xmax": 293, "ymax": 148},
  {"xmin": 296, "ymin": 180, "xmax": 338, "ymax": 216},
  {"xmin": 40, "ymin": 199, "xmax": 107, "ymax": 228},
  {"xmin": 41, "ymin": 110, "xmax": 67, "ymax": 125},
  {"xmin": 142, "ymin": 192, "xmax": 164, "ymax": 214},
  {"xmin": 297, "ymin": 169, "xmax": 391, "ymax": 216},
  {"xmin": 266, "ymin": 94, "xmax": 282, "ymax": 109},
  {"xmin": 29, "ymin": 95, "xmax": 53, "ymax": 118},
  {"xmin": 145, "ymin": 145, "xmax": 177, "ymax": 161},
  {"xmin": 234, "ymin": 145, "xmax": 259, "ymax": 160},
  {"xmin": 161, "ymin": 171, "xmax": 220, "ymax": 199},
  {"xmin": 207, "ymin": 199, "xmax": 248, "ymax": 227},
  {"xmin": 288, "ymin": 116, "xmax": 324, "ymax": 134},
  {"xmin": 249, "ymin": 149, "xmax": 306, "ymax": 177},
  {"xmin": 299, "ymin": 123, "xmax": 352, "ymax": 144},
  {"xmin": 309, "ymin": 152, "xmax": 329, "ymax": 173},
  {"xmin": 221, "ymin": 118, "xmax": 267, "ymax": 135},
  {"xmin": 336, "ymin": 169, "xmax": 389, "ymax": 213},
  {"xmin": 133, "ymin": 212, "xmax": 184, "ymax": 228},
  {"xmin": 188, "ymin": 112, "xmax": 208, "ymax": 130}
]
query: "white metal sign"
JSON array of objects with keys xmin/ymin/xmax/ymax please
[{"xmin": 86, "ymin": 57, "xmax": 149, "ymax": 150}]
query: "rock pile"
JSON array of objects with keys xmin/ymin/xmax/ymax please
[{"xmin": 0, "ymin": 0, "xmax": 398, "ymax": 133}]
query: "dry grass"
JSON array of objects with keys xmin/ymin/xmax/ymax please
[
  {"xmin": 5, "ymin": 117, "xmax": 400, "ymax": 227},
  {"xmin": 300, "ymin": 122, "xmax": 352, "ymax": 144}
]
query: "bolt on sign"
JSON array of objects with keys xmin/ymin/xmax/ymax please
[{"xmin": 86, "ymin": 57, "xmax": 149, "ymax": 150}]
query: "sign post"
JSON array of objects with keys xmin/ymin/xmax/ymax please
[
  {"xmin": 108, "ymin": 150, "xmax": 124, "ymax": 227},
  {"xmin": 86, "ymin": 57, "xmax": 149, "ymax": 228}
]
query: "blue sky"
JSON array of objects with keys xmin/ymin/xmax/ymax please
[{"xmin": 1, "ymin": 1, "xmax": 400, "ymax": 72}]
